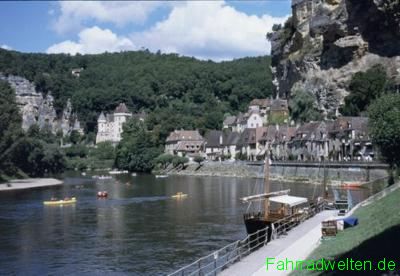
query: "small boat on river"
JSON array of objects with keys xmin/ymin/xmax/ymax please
[
  {"xmin": 155, "ymin": 175, "xmax": 168, "ymax": 178},
  {"xmin": 97, "ymin": 191, "xmax": 108, "ymax": 198},
  {"xmin": 172, "ymin": 192, "xmax": 187, "ymax": 199},
  {"xmin": 43, "ymin": 197, "xmax": 77, "ymax": 205},
  {"xmin": 341, "ymin": 182, "xmax": 363, "ymax": 189},
  {"xmin": 109, "ymin": 170, "xmax": 129, "ymax": 175}
]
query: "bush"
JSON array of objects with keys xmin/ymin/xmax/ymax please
[
  {"xmin": 154, "ymin": 153, "xmax": 174, "ymax": 169},
  {"xmin": 64, "ymin": 144, "xmax": 88, "ymax": 158},
  {"xmin": 193, "ymin": 155, "xmax": 205, "ymax": 165},
  {"xmin": 172, "ymin": 156, "xmax": 189, "ymax": 168}
]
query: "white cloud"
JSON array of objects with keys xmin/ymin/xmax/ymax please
[
  {"xmin": 1, "ymin": 44, "xmax": 13, "ymax": 50},
  {"xmin": 46, "ymin": 26, "xmax": 135, "ymax": 55},
  {"xmin": 53, "ymin": 1, "xmax": 168, "ymax": 34},
  {"xmin": 132, "ymin": 1, "xmax": 288, "ymax": 60}
]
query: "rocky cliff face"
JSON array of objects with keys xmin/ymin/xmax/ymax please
[
  {"xmin": 0, "ymin": 74, "xmax": 84, "ymax": 135},
  {"xmin": 271, "ymin": 0, "xmax": 400, "ymax": 117}
]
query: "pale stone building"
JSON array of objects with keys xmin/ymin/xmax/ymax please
[{"xmin": 96, "ymin": 103, "xmax": 132, "ymax": 144}]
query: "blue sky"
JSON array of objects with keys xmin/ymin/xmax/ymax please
[{"xmin": 0, "ymin": 1, "xmax": 291, "ymax": 60}]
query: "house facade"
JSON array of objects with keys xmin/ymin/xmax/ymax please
[
  {"xmin": 328, "ymin": 117, "xmax": 373, "ymax": 161},
  {"xmin": 96, "ymin": 103, "xmax": 132, "ymax": 144},
  {"xmin": 165, "ymin": 130, "xmax": 205, "ymax": 156}
]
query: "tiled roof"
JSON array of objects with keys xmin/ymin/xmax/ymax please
[
  {"xmin": 98, "ymin": 112, "xmax": 106, "ymax": 122},
  {"xmin": 223, "ymin": 116, "xmax": 237, "ymax": 126},
  {"xmin": 249, "ymin": 98, "xmax": 270, "ymax": 108},
  {"xmin": 205, "ymin": 130, "xmax": 223, "ymax": 147},
  {"xmin": 115, "ymin": 103, "xmax": 130, "ymax": 113},
  {"xmin": 270, "ymin": 99, "xmax": 289, "ymax": 112},
  {"xmin": 238, "ymin": 128, "xmax": 257, "ymax": 146},
  {"xmin": 166, "ymin": 130, "xmax": 204, "ymax": 142},
  {"xmin": 175, "ymin": 140, "xmax": 204, "ymax": 151}
]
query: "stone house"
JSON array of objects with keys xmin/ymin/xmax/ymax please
[
  {"xmin": 96, "ymin": 103, "xmax": 132, "ymax": 145},
  {"xmin": 223, "ymin": 116, "xmax": 237, "ymax": 131},
  {"xmin": 237, "ymin": 127, "xmax": 267, "ymax": 160},
  {"xmin": 328, "ymin": 117, "xmax": 373, "ymax": 161},
  {"xmin": 290, "ymin": 121, "xmax": 329, "ymax": 161},
  {"xmin": 222, "ymin": 131, "xmax": 241, "ymax": 160},
  {"xmin": 260, "ymin": 125, "xmax": 297, "ymax": 160},
  {"xmin": 204, "ymin": 130, "xmax": 240, "ymax": 160},
  {"xmin": 165, "ymin": 130, "xmax": 205, "ymax": 157},
  {"xmin": 204, "ymin": 130, "xmax": 224, "ymax": 160},
  {"xmin": 269, "ymin": 99, "xmax": 289, "ymax": 124}
]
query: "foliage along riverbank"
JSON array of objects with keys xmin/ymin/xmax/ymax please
[{"xmin": 293, "ymin": 180, "xmax": 400, "ymax": 276}]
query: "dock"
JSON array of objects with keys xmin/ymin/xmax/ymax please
[
  {"xmin": 220, "ymin": 210, "xmax": 337, "ymax": 276},
  {"xmin": 0, "ymin": 178, "xmax": 63, "ymax": 192}
]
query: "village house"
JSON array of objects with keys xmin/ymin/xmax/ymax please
[
  {"xmin": 290, "ymin": 121, "xmax": 330, "ymax": 161},
  {"xmin": 222, "ymin": 116, "xmax": 237, "ymax": 131},
  {"xmin": 222, "ymin": 131, "xmax": 241, "ymax": 160},
  {"xmin": 165, "ymin": 130, "xmax": 205, "ymax": 157},
  {"xmin": 237, "ymin": 127, "xmax": 267, "ymax": 160},
  {"xmin": 96, "ymin": 103, "xmax": 132, "ymax": 145},
  {"xmin": 269, "ymin": 99, "xmax": 289, "ymax": 124},
  {"xmin": 204, "ymin": 130, "xmax": 240, "ymax": 160},
  {"xmin": 328, "ymin": 117, "xmax": 373, "ymax": 161},
  {"xmin": 259, "ymin": 125, "xmax": 296, "ymax": 160},
  {"xmin": 204, "ymin": 130, "xmax": 224, "ymax": 160}
]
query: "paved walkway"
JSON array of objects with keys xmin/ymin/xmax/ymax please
[
  {"xmin": 220, "ymin": 210, "xmax": 337, "ymax": 276},
  {"xmin": 0, "ymin": 178, "xmax": 62, "ymax": 191}
]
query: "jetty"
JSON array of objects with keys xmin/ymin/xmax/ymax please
[
  {"xmin": 0, "ymin": 178, "xmax": 63, "ymax": 192},
  {"xmin": 220, "ymin": 210, "xmax": 336, "ymax": 276}
]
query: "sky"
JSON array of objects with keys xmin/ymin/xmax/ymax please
[{"xmin": 0, "ymin": 1, "xmax": 291, "ymax": 61}]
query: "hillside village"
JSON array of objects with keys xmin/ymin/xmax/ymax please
[{"xmin": 97, "ymin": 99, "xmax": 374, "ymax": 163}]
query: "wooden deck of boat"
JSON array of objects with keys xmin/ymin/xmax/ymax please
[{"xmin": 220, "ymin": 210, "xmax": 337, "ymax": 276}]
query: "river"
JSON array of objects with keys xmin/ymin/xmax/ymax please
[{"xmin": 0, "ymin": 173, "xmax": 379, "ymax": 275}]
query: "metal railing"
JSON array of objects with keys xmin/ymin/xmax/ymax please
[
  {"xmin": 168, "ymin": 225, "xmax": 270, "ymax": 276},
  {"xmin": 168, "ymin": 201, "xmax": 326, "ymax": 276}
]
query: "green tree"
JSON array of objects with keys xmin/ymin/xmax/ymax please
[
  {"xmin": 289, "ymin": 90, "xmax": 322, "ymax": 123},
  {"xmin": 341, "ymin": 65, "xmax": 388, "ymax": 116},
  {"xmin": 193, "ymin": 155, "xmax": 205, "ymax": 165},
  {"xmin": 69, "ymin": 130, "xmax": 81, "ymax": 144},
  {"xmin": 115, "ymin": 119, "xmax": 162, "ymax": 172},
  {"xmin": 172, "ymin": 156, "xmax": 189, "ymax": 169},
  {"xmin": 91, "ymin": 141, "xmax": 115, "ymax": 160},
  {"xmin": 368, "ymin": 93, "xmax": 400, "ymax": 179},
  {"xmin": 154, "ymin": 153, "xmax": 174, "ymax": 169},
  {"xmin": 0, "ymin": 81, "xmax": 23, "ymax": 180}
]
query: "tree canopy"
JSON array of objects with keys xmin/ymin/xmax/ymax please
[
  {"xmin": 0, "ymin": 49, "xmax": 273, "ymax": 145},
  {"xmin": 289, "ymin": 90, "xmax": 322, "ymax": 123},
  {"xmin": 115, "ymin": 119, "xmax": 163, "ymax": 172},
  {"xmin": 368, "ymin": 93, "xmax": 400, "ymax": 169},
  {"xmin": 341, "ymin": 65, "xmax": 388, "ymax": 116}
]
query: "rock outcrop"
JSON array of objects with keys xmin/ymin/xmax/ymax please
[
  {"xmin": 270, "ymin": 0, "xmax": 400, "ymax": 117},
  {"xmin": 0, "ymin": 74, "xmax": 84, "ymax": 135}
]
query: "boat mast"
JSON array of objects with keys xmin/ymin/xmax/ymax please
[{"xmin": 263, "ymin": 153, "xmax": 270, "ymax": 221}]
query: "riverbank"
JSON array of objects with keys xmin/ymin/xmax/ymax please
[
  {"xmin": 293, "ymin": 181, "xmax": 400, "ymax": 275},
  {"xmin": 0, "ymin": 178, "xmax": 63, "ymax": 192},
  {"xmin": 162, "ymin": 161, "xmax": 388, "ymax": 183}
]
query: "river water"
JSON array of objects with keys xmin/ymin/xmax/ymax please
[{"xmin": 0, "ymin": 173, "xmax": 378, "ymax": 275}]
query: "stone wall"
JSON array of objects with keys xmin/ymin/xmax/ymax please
[{"xmin": 166, "ymin": 161, "xmax": 388, "ymax": 183}]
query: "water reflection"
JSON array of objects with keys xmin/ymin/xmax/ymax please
[{"xmin": 0, "ymin": 174, "xmax": 379, "ymax": 275}]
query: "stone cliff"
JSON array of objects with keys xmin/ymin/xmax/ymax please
[
  {"xmin": 0, "ymin": 74, "xmax": 84, "ymax": 135},
  {"xmin": 270, "ymin": 0, "xmax": 400, "ymax": 117}
]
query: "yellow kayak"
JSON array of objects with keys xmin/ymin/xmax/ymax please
[
  {"xmin": 171, "ymin": 192, "xmax": 187, "ymax": 199},
  {"xmin": 43, "ymin": 197, "xmax": 77, "ymax": 205}
]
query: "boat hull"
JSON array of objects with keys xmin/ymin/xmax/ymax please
[
  {"xmin": 44, "ymin": 198, "xmax": 76, "ymax": 205},
  {"xmin": 244, "ymin": 216, "xmax": 272, "ymax": 246}
]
